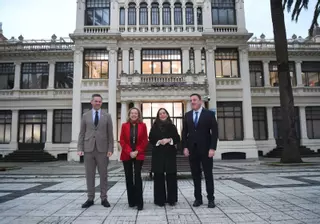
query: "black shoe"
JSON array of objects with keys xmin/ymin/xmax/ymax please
[
  {"xmin": 155, "ymin": 202, "xmax": 165, "ymax": 207},
  {"xmin": 208, "ymin": 200, "xmax": 216, "ymax": 208},
  {"xmin": 193, "ymin": 200, "xmax": 203, "ymax": 207},
  {"xmin": 137, "ymin": 205, "xmax": 143, "ymax": 211},
  {"xmin": 129, "ymin": 203, "xmax": 135, "ymax": 208},
  {"xmin": 101, "ymin": 199, "xmax": 111, "ymax": 207},
  {"xmin": 168, "ymin": 202, "xmax": 176, "ymax": 206},
  {"xmin": 81, "ymin": 200, "xmax": 94, "ymax": 208}
]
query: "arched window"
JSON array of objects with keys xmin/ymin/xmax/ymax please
[
  {"xmin": 211, "ymin": 0, "xmax": 236, "ymax": 25},
  {"xmin": 139, "ymin": 2, "xmax": 148, "ymax": 25},
  {"xmin": 189, "ymin": 48, "xmax": 195, "ymax": 73},
  {"xmin": 119, "ymin": 7, "xmax": 125, "ymax": 25},
  {"xmin": 174, "ymin": 2, "xmax": 182, "ymax": 25},
  {"xmin": 201, "ymin": 48, "xmax": 206, "ymax": 73},
  {"xmin": 185, "ymin": 2, "xmax": 194, "ymax": 25},
  {"xmin": 151, "ymin": 2, "xmax": 160, "ymax": 25},
  {"xmin": 162, "ymin": 2, "xmax": 171, "ymax": 25},
  {"xmin": 128, "ymin": 2, "xmax": 136, "ymax": 25},
  {"xmin": 197, "ymin": 7, "xmax": 203, "ymax": 25}
]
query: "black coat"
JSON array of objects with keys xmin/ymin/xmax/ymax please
[{"xmin": 149, "ymin": 123, "xmax": 180, "ymax": 173}]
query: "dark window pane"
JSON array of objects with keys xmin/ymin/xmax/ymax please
[
  {"xmin": 0, "ymin": 63, "xmax": 15, "ymax": 90},
  {"xmin": 185, "ymin": 3, "xmax": 194, "ymax": 25},
  {"xmin": 119, "ymin": 7, "xmax": 125, "ymax": 25},
  {"xmin": 85, "ymin": 0, "xmax": 110, "ymax": 26},
  {"xmin": 174, "ymin": 3, "xmax": 182, "ymax": 25},
  {"xmin": 151, "ymin": 3, "xmax": 159, "ymax": 25},
  {"xmin": 139, "ymin": 3, "xmax": 148, "ymax": 25},
  {"xmin": 211, "ymin": 0, "xmax": 236, "ymax": 25},
  {"xmin": 306, "ymin": 107, "xmax": 320, "ymax": 139},
  {"xmin": 53, "ymin": 110, "xmax": 72, "ymax": 143},
  {"xmin": 55, "ymin": 62, "xmax": 74, "ymax": 89},
  {"xmin": 21, "ymin": 63, "xmax": 49, "ymax": 89},
  {"xmin": 163, "ymin": 3, "xmax": 171, "ymax": 25},
  {"xmin": 128, "ymin": 3, "xmax": 136, "ymax": 25}
]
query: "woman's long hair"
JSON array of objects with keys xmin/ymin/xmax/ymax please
[
  {"xmin": 153, "ymin": 108, "xmax": 173, "ymax": 127},
  {"xmin": 126, "ymin": 107, "xmax": 143, "ymax": 123}
]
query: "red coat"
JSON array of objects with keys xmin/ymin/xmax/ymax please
[{"xmin": 120, "ymin": 122, "xmax": 149, "ymax": 161}]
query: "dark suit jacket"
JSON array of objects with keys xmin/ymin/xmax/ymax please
[{"xmin": 182, "ymin": 108, "xmax": 218, "ymax": 155}]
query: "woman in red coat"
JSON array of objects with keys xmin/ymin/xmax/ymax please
[{"xmin": 120, "ymin": 107, "xmax": 148, "ymax": 211}]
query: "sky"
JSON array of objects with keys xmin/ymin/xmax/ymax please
[{"xmin": 0, "ymin": 0, "xmax": 316, "ymax": 40}]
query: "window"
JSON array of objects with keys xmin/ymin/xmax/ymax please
[
  {"xmin": 0, "ymin": 111, "xmax": 11, "ymax": 144},
  {"xmin": 201, "ymin": 48, "xmax": 206, "ymax": 73},
  {"xmin": 217, "ymin": 102, "xmax": 243, "ymax": 141},
  {"xmin": 139, "ymin": 2, "xmax": 148, "ymax": 25},
  {"xmin": 129, "ymin": 48, "xmax": 134, "ymax": 74},
  {"xmin": 0, "ymin": 63, "xmax": 14, "ymax": 90},
  {"xmin": 163, "ymin": 2, "xmax": 171, "ymax": 25},
  {"xmin": 269, "ymin": 61, "xmax": 296, "ymax": 87},
  {"xmin": 84, "ymin": 49, "xmax": 109, "ymax": 79},
  {"xmin": 19, "ymin": 110, "xmax": 47, "ymax": 143},
  {"xmin": 151, "ymin": 2, "xmax": 160, "ymax": 25},
  {"xmin": 197, "ymin": 7, "xmax": 203, "ymax": 25},
  {"xmin": 249, "ymin": 61, "xmax": 264, "ymax": 87},
  {"xmin": 85, "ymin": 0, "xmax": 110, "ymax": 26},
  {"xmin": 215, "ymin": 48, "xmax": 239, "ymax": 78},
  {"xmin": 185, "ymin": 2, "xmax": 194, "ymax": 25},
  {"xmin": 141, "ymin": 49, "xmax": 182, "ymax": 74},
  {"xmin": 53, "ymin": 110, "xmax": 72, "ymax": 143},
  {"xmin": 21, "ymin": 63, "xmax": 49, "ymax": 89},
  {"xmin": 119, "ymin": 7, "xmax": 125, "ymax": 25},
  {"xmin": 189, "ymin": 48, "xmax": 195, "ymax": 73},
  {"xmin": 55, "ymin": 62, "xmax": 73, "ymax": 88},
  {"xmin": 174, "ymin": 3, "xmax": 182, "ymax": 25},
  {"xmin": 128, "ymin": 2, "xmax": 136, "ymax": 25},
  {"xmin": 252, "ymin": 107, "xmax": 267, "ymax": 140},
  {"xmin": 272, "ymin": 107, "xmax": 300, "ymax": 140},
  {"xmin": 117, "ymin": 48, "xmax": 122, "ymax": 78},
  {"xmin": 211, "ymin": 0, "xmax": 236, "ymax": 25},
  {"xmin": 302, "ymin": 62, "xmax": 320, "ymax": 87},
  {"xmin": 306, "ymin": 107, "xmax": 320, "ymax": 139}
]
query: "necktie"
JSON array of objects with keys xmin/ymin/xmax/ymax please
[
  {"xmin": 194, "ymin": 111, "xmax": 199, "ymax": 127},
  {"xmin": 94, "ymin": 111, "xmax": 99, "ymax": 127}
]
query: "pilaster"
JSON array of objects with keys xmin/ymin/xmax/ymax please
[{"xmin": 205, "ymin": 47, "xmax": 217, "ymax": 110}]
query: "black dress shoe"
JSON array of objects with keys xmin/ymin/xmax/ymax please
[
  {"xmin": 155, "ymin": 202, "xmax": 165, "ymax": 207},
  {"xmin": 193, "ymin": 200, "xmax": 203, "ymax": 207},
  {"xmin": 168, "ymin": 202, "xmax": 176, "ymax": 206},
  {"xmin": 137, "ymin": 205, "xmax": 143, "ymax": 211},
  {"xmin": 81, "ymin": 200, "xmax": 94, "ymax": 208},
  {"xmin": 208, "ymin": 200, "xmax": 216, "ymax": 208},
  {"xmin": 101, "ymin": 199, "xmax": 111, "ymax": 207},
  {"xmin": 129, "ymin": 203, "xmax": 135, "ymax": 208}
]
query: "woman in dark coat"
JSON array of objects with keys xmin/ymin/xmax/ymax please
[{"xmin": 149, "ymin": 108, "xmax": 180, "ymax": 206}]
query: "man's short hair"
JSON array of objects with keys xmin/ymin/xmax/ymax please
[
  {"xmin": 190, "ymin": 93, "xmax": 202, "ymax": 100},
  {"xmin": 91, "ymin": 94, "xmax": 103, "ymax": 100}
]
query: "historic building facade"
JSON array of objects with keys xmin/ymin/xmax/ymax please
[{"xmin": 0, "ymin": 0, "xmax": 319, "ymax": 161}]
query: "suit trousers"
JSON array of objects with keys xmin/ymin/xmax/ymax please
[
  {"xmin": 153, "ymin": 173, "xmax": 178, "ymax": 205},
  {"xmin": 84, "ymin": 147, "xmax": 109, "ymax": 201},
  {"xmin": 123, "ymin": 159, "xmax": 144, "ymax": 207},
  {"xmin": 189, "ymin": 147, "xmax": 214, "ymax": 201}
]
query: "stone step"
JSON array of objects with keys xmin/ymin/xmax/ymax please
[
  {"xmin": 265, "ymin": 146, "xmax": 320, "ymax": 158},
  {"xmin": 3, "ymin": 150, "xmax": 57, "ymax": 162}
]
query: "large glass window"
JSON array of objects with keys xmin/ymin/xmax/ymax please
[
  {"xmin": 128, "ymin": 2, "xmax": 136, "ymax": 25},
  {"xmin": 197, "ymin": 7, "xmax": 203, "ymax": 25},
  {"xmin": 302, "ymin": 62, "xmax": 320, "ymax": 87},
  {"xmin": 217, "ymin": 102, "xmax": 243, "ymax": 141},
  {"xmin": 211, "ymin": 0, "xmax": 236, "ymax": 25},
  {"xmin": 21, "ymin": 63, "xmax": 49, "ymax": 89},
  {"xmin": 139, "ymin": 2, "xmax": 148, "ymax": 25},
  {"xmin": 185, "ymin": 2, "xmax": 194, "ymax": 25},
  {"xmin": 272, "ymin": 107, "xmax": 300, "ymax": 140},
  {"xmin": 19, "ymin": 110, "xmax": 47, "ymax": 144},
  {"xmin": 0, "ymin": 63, "xmax": 14, "ymax": 90},
  {"xmin": 119, "ymin": 7, "xmax": 125, "ymax": 25},
  {"xmin": 85, "ymin": 0, "xmax": 110, "ymax": 26},
  {"xmin": 55, "ymin": 62, "xmax": 73, "ymax": 89},
  {"xmin": 151, "ymin": 2, "xmax": 160, "ymax": 25},
  {"xmin": 142, "ymin": 49, "xmax": 182, "ymax": 74},
  {"xmin": 306, "ymin": 107, "xmax": 320, "ymax": 139},
  {"xmin": 129, "ymin": 48, "xmax": 134, "ymax": 74},
  {"xmin": 174, "ymin": 3, "xmax": 182, "ymax": 25},
  {"xmin": 252, "ymin": 107, "xmax": 268, "ymax": 140},
  {"xmin": 215, "ymin": 48, "xmax": 239, "ymax": 78},
  {"xmin": 162, "ymin": 2, "xmax": 171, "ymax": 25},
  {"xmin": 249, "ymin": 61, "xmax": 264, "ymax": 87},
  {"xmin": 269, "ymin": 61, "xmax": 296, "ymax": 87},
  {"xmin": 0, "ymin": 111, "xmax": 11, "ymax": 144},
  {"xmin": 53, "ymin": 110, "xmax": 72, "ymax": 143},
  {"xmin": 84, "ymin": 49, "xmax": 109, "ymax": 79}
]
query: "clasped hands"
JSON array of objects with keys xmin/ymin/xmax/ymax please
[
  {"xmin": 159, "ymin": 138, "xmax": 172, "ymax": 145},
  {"xmin": 130, "ymin": 150, "xmax": 138, "ymax": 159}
]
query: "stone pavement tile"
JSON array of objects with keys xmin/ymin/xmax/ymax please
[
  {"xmin": 255, "ymin": 212, "xmax": 294, "ymax": 221},
  {"xmin": 219, "ymin": 206, "xmax": 251, "ymax": 214},
  {"xmin": 166, "ymin": 208, "xmax": 194, "ymax": 216},
  {"xmin": 167, "ymin": 214, "xmax": 200, "ymax": 224},
  {"xmin": 136, "ymin": 215, "xmax": 167, "ymax": 224},
  {"xmin": 72, "ymin": 216, "xmax": 105, "ymax": 224},
  {"xmin": 0, "ymin": 183, "xmax": 40, "ymax": 190},
  {"xmin": 39, "ymin": 216, "xmax": 77, "ymax": 224},
  {"xmin": 192, "ymin": 207, "xmax": 225, "ymax": 215},
  {"xmin": 268, "ymin": 220, "xmax": 304, "ymax": 224},
  {"xmin": 80, "ymin": 206, "xmax": 111, "ymax": 217},
  {"xmin": 8, "ymin": 216, "xmax": 45, "ymax": 224},
  {"xmin": 0, "ymin": 208, "xmax": 34, "ymax": 217},
  {"xmin": 215, "ymin": 199, "xmax": 242, "ymax": 207},
  {"xmin": 283, "ymin": 210, "xmax": 320, "ymax": 220},
  {"xmin": 197, "ymin": 215, "xmax": 234, "ymax": 224},
  {"xmin": 0, "ymin": 216, "xmax": 17, "ymax": 224},
  {"xmin": 227, "ymin": 213, "xmax": 265, "ymax": 223},
  {"xmin": 103, "ymin": 216, "xmax": 136, "ymax": 224}
]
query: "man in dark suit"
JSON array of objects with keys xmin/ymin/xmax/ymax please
[{"xmin": 182, "ymin": 93, "xmax": 218, "ymax": 208}]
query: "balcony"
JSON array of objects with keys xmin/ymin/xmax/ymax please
[
  {"xmin": 81, "ymin": 79, "xmax": 108, "ymax": 91},
  {"xmin": 119, "ymin": 25, "xmax": 203, "ymax": 33},
  {"xmin": 83, "ymin": 26, "xmax": 110, "ymax": 34},
  {"xmin": 216, "ymin": 78, "xmax": 242, "ymax": 89},
  {"xmin": 0, "ymin": 89, "xmax": 72, "ymax": 99},
  {"xmin": 212, "ymin": 25, "xmax": 238, "ymax": 33},
  {"xmin": 251, "ymin": 86, "xmax": 320, "ymax": 97}
]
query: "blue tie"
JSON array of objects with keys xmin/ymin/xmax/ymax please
[{"xmin": 194, "ymin": 111, "xmax": 199, "ymax": 127}]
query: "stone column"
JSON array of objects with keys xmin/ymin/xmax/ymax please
[
  {"xmin": 136, "ymin": 6, "xmax": 140, "ymax": 31},
  {"xmin": 48, "ymin": 61, "xmax": 55, "ymax": 89},
  {"xmin": 125, "ymin": 6, "xmax": 128, "ymax": 32},
  {"xmin": 203, "ymin": 0, "xmax": 213, "ymax": 32},
  {"xmin": 159, "ymin": 6, "xmax": 163, "ymax": 30},
  {"xmin": 182, "ymin": 5, "xmax": 186, "ymax": 31},
  {"xmin": 205, "ymin": 47, "xmax": 217, "ymax": 110},
  {"xmin": 75, "ymin": 0, "xmax": 85, "ymax": 33},
  {"xmin": 45, "ymin": 109, "xmax": 53, "ymax": 151},
  {"xmin": 10, "ymin": 110, "xmax": 19, "ymax": 151},
  {"xmin": 121, "ymin": 102, "xmax": 128, "ymax": 124},
  {"xmin": 194, "ymin": 48, "xmax": 202, "ymax": 73},
  {"xmin": 236, "ymin": 0, "xmax": 246, "ymax": 32},
  {"xmin": 171, "ymin": 5, "xmax": 174, "ymax": 30},
  {"xmin": 263, "ymin": 60, "xmax": 270, "ymax": 87},
  {"xmin": 299, "ymin": 106, "xmax": 308, "ymax": 142},
  {"xmin": 266, "ymin": 107, "xmax": 274, "ymax": 140},
  {"xmin": 148, "ymin": 5, "xmax": 151, "ymax": 31},
  {"xmin": 68, "ymin": 47, "xmax": 83, "ymax": 161},
  {"xmin": 134, "ymin": 48, "xmax": 141, "ymax": 73},
  {"xmin": 134, "ymin": 101, "xmax": 141, "ymax": 110},
  {"xmin": 239, "ymin": 48, "xmax": 254, "ymax": 140},
  {"xmin": 186, "ymin": 101, "xmax": 191, "ymax": 112},
  {"xmin": 193, "ymin": 6, "xmax": 197, "ymax": 31},
  {"xmin": 122, "ymin": 49, "xmax": 129, "ymax": 74},
  {"xmin": 110, "ymin": 0, "xmax": 119, "ymax": 32},
  {"xmin": 13, "ymin": 62, "xmax": 21, "ymax": 90},
  {"xmin": 295, "ymin": 61, "xmax": 303, "ymax": 87},
  {"xmin": 182, "ymin": 48, "xmax": 190, "ymax": 73},
  {"xmin": 108, "ymin": 48, "xmax": 118, "ymax": 159}
]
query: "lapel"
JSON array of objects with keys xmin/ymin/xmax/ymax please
[{"xmin": 127, "ymin": 122, "xmax": 140, "ymax": 141}]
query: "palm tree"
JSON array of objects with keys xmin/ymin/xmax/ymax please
[{"xmin": 270, "ymin": 0, "xmax": 302, "ymax": 163}]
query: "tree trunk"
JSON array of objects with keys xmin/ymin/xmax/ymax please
[{"xmin": 270, "ymin": 0, "xmax": 302, "ymax": 163}]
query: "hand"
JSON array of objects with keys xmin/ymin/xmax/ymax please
[
  {"xmin": 208, "ymin": 149, "xmax": 215, "ymax": 158},
  {"xmin": 77, "ymin": 151, "xmax": 84, "ymax": 156},
  {"xmin": 164, "ymin": 138, "xmax": 172, "ymax": 144},
  {"xmin": 130, "ymin": 151, "xmax": 138, "ymax": 158},
  {"xmin": 107, "ymin": 152, "xmax": 113, "ymax": 157},
  {"xmin": 183, "ymin": 148, "xmax": 189, "ymax": 157}
]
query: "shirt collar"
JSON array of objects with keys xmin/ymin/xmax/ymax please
[
  {"xmin": 194, "ymin": 107, "xmax": 203, "ymax": 114},
  {"xmin": 92, "ymin": 109, "xmax": 101, "ymax": 114}
]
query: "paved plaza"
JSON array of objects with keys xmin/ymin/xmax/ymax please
[{"xmin": 1, "ymin": 159, "xmax": 320, "ymax": 224}]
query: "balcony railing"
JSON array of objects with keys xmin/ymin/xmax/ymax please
[
  {"xmin": 212, "ymin": 25, "xmax": 238, "ymax": 33},
  {"xmin": 251, "ymin": 86, "xmax": 320, "ymax": 96},
  {"xmin": 119, "ymin": 25, "xmax": 203, "ymax": 33},
  {"xmin": 0, "ymin": 89, "xmax": 72, "ymax": 99},
  {"xmin": 83, "ymin": 26, "xmax": 110, "ymax": 34}
]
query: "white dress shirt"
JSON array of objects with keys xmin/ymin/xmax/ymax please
[{"xmin": 92, "ymin": 109, "xmax": 101, "ymax": 123}]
